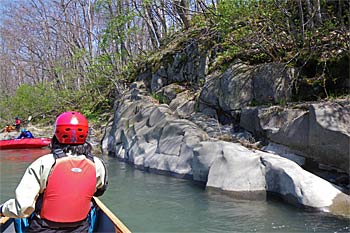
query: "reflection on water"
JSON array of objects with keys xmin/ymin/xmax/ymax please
[
  {"xmin": 0, "ymin": 149, "xmax": 49, "ymax": 162},
  {"xmin": 0, "ymin": 149, "xmax": 50, "ymax": 202},
  {"xmin": 101, "ymin": 156, "xmax": 350, "ymax": 233},
  {"xmin": 1, "ymin": 150, "xmax": 349, "ymax": 232}
]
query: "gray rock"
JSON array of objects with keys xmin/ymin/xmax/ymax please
[
  {"xmin": 260, "ymin": 151, "xmax": 349, "ymax": 217},
  {"xmin": 151, "ymin": 67, "xmax": 168, "ymax": 92},
  {"xmin": 206, "ymin": 142, "xmax": 266, "ymax": 196},
  {"xmin": 262, "ymin": 142, "xmax": 305, "ymax": 166},
  {"xmin": 241, "ymin": 102, "xmax": 350, "ymax": 173},
  {"xmin": 199, "ymin": 61, "xmax": 295, "ymax": 119},
  {"xmin": 103, "ymin": 81, "xmax": 350, "ymax": 219},
  {"xmin": 252, "ymin": 63, "xmax": 295, "ymax": 104},
  {"xmin": 192, "ymin": 141, "xmax": 222, "ymax": 182},
  {"xmin": 308, "ymin": 102, "xmax": 350, "ymax": 173}
]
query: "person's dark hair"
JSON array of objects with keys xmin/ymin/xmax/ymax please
[{"xmin": 50, "ymin": 135, "xmax": 92, "ymax": 156}]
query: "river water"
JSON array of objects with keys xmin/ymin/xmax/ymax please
[{"xmin": 0, "ymin": 149, "xmax": 349, "ymax": 232}]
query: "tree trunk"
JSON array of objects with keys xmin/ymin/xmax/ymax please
[
  {"xmin": 298, "ymin": 0, "xmax": 305, "ymax": 46},
  {"xmin": 146, "ymin": 4, "xmax": 161, "ymax": 48},
  {"xmin": 314, "ymin": 0, "xmax": 322, "ymax": 26},
  {"xmin": 173, "ymin": 0, "xmax": 190, "ymax": 29}
]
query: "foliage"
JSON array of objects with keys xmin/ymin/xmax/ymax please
[
  {"xmin": 200, "ymin": 0, "xmax": 349, "ymax": 101},
  {"xmin": 151, "ymin": 92, "xmax": 169, "ymax": 105},
  {"xmin": 0, "ymin": 84, "xmax": 61, "ymax": 125},
  {"xmin": 0, "ymin": 0, "xmax": 349, "ymax": 127}
]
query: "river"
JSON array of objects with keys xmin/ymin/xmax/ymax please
[{"xmin": 0, "ymin": 149, "xmax": 349, "ymax": 232}]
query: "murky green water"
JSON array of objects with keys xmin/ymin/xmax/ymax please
[{"xmin": 1, "ymin": 149, "xmax": 349, "ymax": 232}]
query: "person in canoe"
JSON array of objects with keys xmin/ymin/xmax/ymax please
[
  {"xmin": 3, "ymin": 125, "xmax": 15, "ymax": 133},
  {"xmin": 16, "ymin": 128, "xmax": 35, "ymax": 139},
  {"xmin": 0, "ymin": 111, "xmax": 108, "ymax": 232},
  {"xmin": 14, "ymin": 116, "xmax": 21, "ymax": 132}
]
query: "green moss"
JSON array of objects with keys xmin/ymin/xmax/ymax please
[{"xmin": 151, "ymin": 93, "xmax": 170, "ymax": 105}]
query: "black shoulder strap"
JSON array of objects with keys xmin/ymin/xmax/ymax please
[
  {"xmin": 52, "ymin": 148, "xmax": 94, "ymax": 163},
  {"xmin": 53, "ymin": 148, "xmax": 66, "ymax": 159},
  {"xmin": 86, "ymin": 153, "xmax": 95, "ymax": 163}
]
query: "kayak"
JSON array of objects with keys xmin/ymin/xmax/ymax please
[
  {"xmin": 0, "ymin": 197, "xmax": 131, "ymax": 233},
  {"xmin": 0, "ymin": 138, "xmax": 51, "ymax": 150}
]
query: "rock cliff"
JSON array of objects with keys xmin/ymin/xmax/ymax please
[
  {"xmin": 103, "ymin": 81, "xmax": 349, "ymax": 218},
  {"xmin": 102, "ymin": 39, "xmax": 349, "ymax": 218}
]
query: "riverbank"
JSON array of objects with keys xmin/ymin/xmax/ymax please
[{"xmin": 103, "ymin": 82, "xmax": 350, "ymax": 219}]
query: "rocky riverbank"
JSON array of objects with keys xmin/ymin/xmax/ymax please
[{"xmin": 102, "ymin": 81, "xmax": 350, "ymax": 219}]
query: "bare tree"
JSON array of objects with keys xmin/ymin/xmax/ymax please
[
  {"xmin": 0, "ymin": 0, "xmax": 220, "ymax": 98},
  {"xmin": 173, "ymin": 0, "xmax": 190, "ymax": 29}
]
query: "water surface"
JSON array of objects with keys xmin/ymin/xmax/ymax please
[{"xmin": 1, "ymin": 149, "xmax": 349, "ymax": 232}]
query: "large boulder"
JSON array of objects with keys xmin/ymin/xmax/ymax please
[
  {"xmin": 193, "ymin": 140, "xmax": 350, "ymax": 218},
  {"xmin": 307, "ymin": 102, "xmax": 350, "ymax": 173},
  {"xmin": 105, "ymin": 82, "xmax": 208, "ymax": 176},
  {"xmin": 168, "ymin": 90, "xmax": 196, "ymax": 118},
  {"xmin": 240, "ymin": 101, "xmax": 350, "ymax": 173},
  {"xmin": 199, "ymin": 62, "xmax": 253, "ymax": 114},
  {"xmin": 260, "ymin": 151, "xmax": 350, "ymax": 218},
  {"xmin": 205, "ymin": 142, "xmax": 266, "ymax": 199},
  {"xmin": 198, "ymin": 61, "xmax": 295, "ymax": 120},
  {"xmin": 138, "ymin": 40, "xmax": 207, "ymax": 93}
]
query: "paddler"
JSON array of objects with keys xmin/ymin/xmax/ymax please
[
  {"xmin": 14, "ymin": 116, "xmax": 21, "ymax": 132},
  {"xmin": 0, "ymin": 111, "xmax": 108, "ymax": 232},
  {"xmin": 16, "ymin": 128, "xmax": 34, "ymax": 139}
]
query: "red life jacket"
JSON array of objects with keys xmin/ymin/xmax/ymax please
[{"xmin": 40, "ymin": 153, "xmax": 97, "ymax": 223}]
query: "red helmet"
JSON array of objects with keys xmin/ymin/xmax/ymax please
[{"xmin": 54, "ymin": 111, "xmax": 89, "ymax": 144}]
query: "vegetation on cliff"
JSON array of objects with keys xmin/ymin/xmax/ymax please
[{"xmin": 0, "ymin": 0, "xmax": 348, "ymax": 126}]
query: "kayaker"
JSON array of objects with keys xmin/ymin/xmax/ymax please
[
  {"xmin": 4, "ymin": 125, "xmax": 15, "ymax": 133},
  {"xmin": 14, "ymin": 116, "xmax": 21, "ymax": 131},
  {"xmin": 0, "ymin": 111, "xmax": 108, "ymax": 232},
  {"xmin": 16, "ymin": 128, "xmax": 34, "ymax": 139}
]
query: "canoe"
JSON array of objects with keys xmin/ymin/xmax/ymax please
[
  {"xmin": 0, "ymin": 197, "xmax": 131, "ymax": 233},
  {"xmin": 92, "ymin": 197, "xmax": 131, "ymax": 233},
  {"xmin": 0, "ymin": 138, "xmax": 51, "ymax": 150}
]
